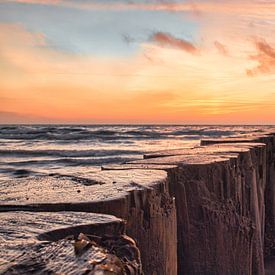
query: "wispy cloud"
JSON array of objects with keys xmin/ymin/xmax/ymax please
[
  {"xmin": 0, "ymin": 111, "xmax": 52, "ymax": 124},
  {"xmin": 122, "ymin": 33, "xmax": 135, "ymax": 45},
  {"xmin": 247, "ymin": 38, "xmax": 275, "ymax": 76},
  {"xmin": 5, "ymin": 0, "xmax": 61, "ymax": 4},
  {"xmin": 2, "ymin": 0, "xmax": 275, "ymax": 123},
  {"xmin": 4, "ymin": 0, "xmax": 192, "ymax": 11},
  {"xmin": 150, "ymin": 32, "xmax": 198, "ymax": 54},
  {"xmin": 3, "ymin": 0, "xmax": 275, "ymax": 15},
  {"xmin": 214, "ymin": 41, "xmax": 229, "ymax": 56}
]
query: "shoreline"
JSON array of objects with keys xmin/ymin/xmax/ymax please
[{"xmin": 1, "ymin": 129, "xmax": 275, "ymax": 274}]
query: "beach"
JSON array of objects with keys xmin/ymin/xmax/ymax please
[{"xmin": 1, "ymin": 125, "xmax": 275, "ymax": 274}]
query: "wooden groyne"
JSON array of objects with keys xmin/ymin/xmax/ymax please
[
  {"xmin": 0, "ymin": 212, "xmax": 142, "ymax": 274},
  {"xmin": 1, "ymin": 130, "xmax": 275, "ymax": 274},
  {"xmin": 0, "ymin": 170, "xmax": 177, "ymax": 274}
]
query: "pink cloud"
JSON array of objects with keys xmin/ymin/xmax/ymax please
[
  {"xmin": 5, "ymin": 0, "xmax": 61, "ymax": 4},
  {"xmin": 150, "ymin": 32, "xmax": 198, "ymax": 54},
  {"xmin": 214, "ymin": 41, "xmax": 229, "ymax": 56},
  {"xmin": 247, "ymin": 38, "xmax": 275, "ymax": 76},
  {"xmin": 3, "ymin": 0, "xmax": 275, "ymax": 15}
]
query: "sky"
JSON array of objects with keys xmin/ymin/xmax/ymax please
[{"xmin": 0, "ymin": 0, "xmax": 275, "ymax": 124}]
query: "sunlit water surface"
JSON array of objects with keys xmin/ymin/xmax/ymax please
[{"xmin": 0, "ymin": 125, "xmax": 272, "ymax": 181}]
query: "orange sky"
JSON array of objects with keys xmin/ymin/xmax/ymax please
[{"xmin": 1, "ymin": 0, "xmax": 275, "ymax": 124}]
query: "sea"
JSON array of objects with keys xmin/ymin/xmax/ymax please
[{"xmin": 0, "ymin": 125, "xmax": 273, "ymax": 181}]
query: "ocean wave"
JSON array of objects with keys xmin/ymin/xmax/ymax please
[
  {"xmin": 1, "ymin": 155, "xmax": 140, "ymax": 167},
  {"xmin": 0, "ymin": 125, "xmax": 268, "ymax": 181},
  {"xmin": 0, "ymin": 149, "xmax": 142, "ymax": 158},
  {"xmin": 0, "ymin": 126, "xmax": 236, "ymax": 141},
  {"xmin": 0, "ymin": 125, "xmax": 248, "ymax": 141}
]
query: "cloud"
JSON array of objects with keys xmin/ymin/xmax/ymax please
[
  {"xmin": 0, "ymin": 111, "xmax": 51, "ymax": 123},
  {"xmin": 4, "ymin": 0, "xmax": 61, "ymax": 5},
  {"xmin": 1, "ymin": 21, "xmax": 275, "ymax": 123},
  {"xmin": 3, "ymin": 0, "xmax": 275, "ymax": 16},
  {"xmin": 256, "ymin": 39, "xmax": 275, "ymax": 59},
  {"xmin": 214, "ymin": 41, "xmax": 229, "ymax": 56},
  {"xmin": 0, "ymin": 23, "xmax": 46, "ymax": 47},
  {"xmin": 3, "ymin": 0, "xmax": 192, "ymax": 11},
  {"xmin": 246, "ymin": 38, "xmax": 275, "ymax": 76},
  {"xmin": 150, "ymin": 32, "xmax": 198, "ymax": 54},
  {"xmin": 121, "ymin": 33, "xmax": 135, "ymax": 45}
]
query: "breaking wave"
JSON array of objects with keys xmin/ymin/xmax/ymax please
[{"xmin": 0, "ymin": 125, "xmax": 269, "ymax": 180}]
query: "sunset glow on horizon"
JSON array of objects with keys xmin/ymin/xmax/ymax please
[{"xmin": 1, "ymin": 0, "xmax": 275, "ymax": 124}]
